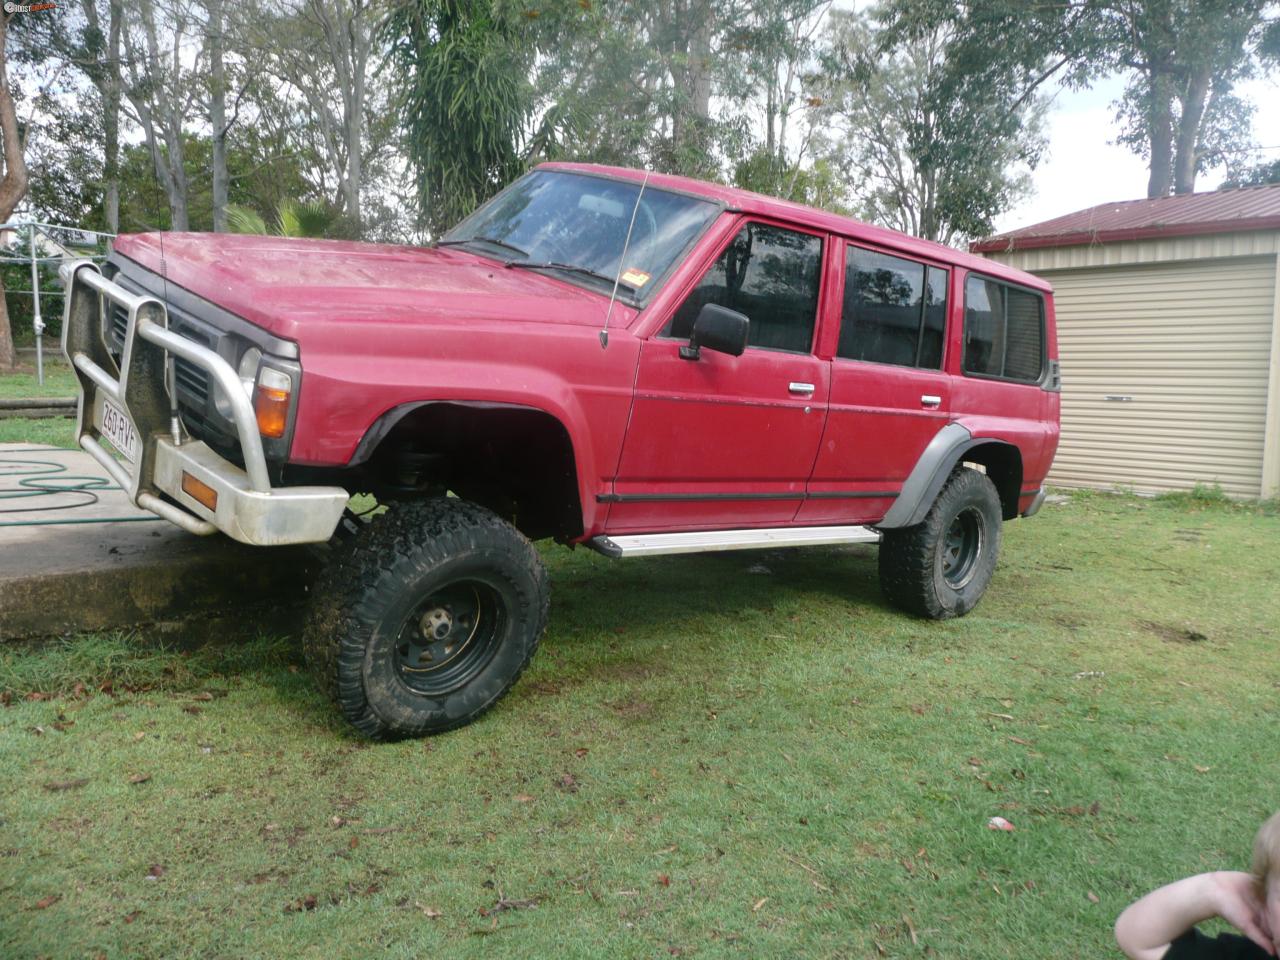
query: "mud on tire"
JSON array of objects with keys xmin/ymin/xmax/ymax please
[
  {"xmin": 303, "ymin": 498, "xmax": 549, "ymax": 739},
  {"xmin": 877, "ymin": 466, "xmax": 1003, "ymax": 620}
]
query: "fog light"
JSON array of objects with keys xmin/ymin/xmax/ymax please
[
  {"xmin": 181, "ymin": 471, "xmax": 219, "ymax": 511},
  {"xmin": 254, "ymin": 367, "xmax": 291, "ymax": 439}
]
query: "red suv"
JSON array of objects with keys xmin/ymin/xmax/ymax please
[{"xmin": 62, "ymin": 163, "xmax": 1059, "ymax": 738}]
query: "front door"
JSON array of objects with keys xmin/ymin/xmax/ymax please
[
  {"xmin": 608, "ymin": 220, "xmax": 831, "ymax": 533},
  {"xmin": 799, "ymin": 240, "xmax": 953, "ymax": 524}
]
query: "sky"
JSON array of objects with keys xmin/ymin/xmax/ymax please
[{"xmin": 992, "ymin": 72, "xmax": 1280, "ymax": 233}]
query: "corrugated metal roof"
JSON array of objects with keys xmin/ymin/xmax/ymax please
[{"xmin": 971, "ymin": 182, "xmax": 1280, "ymax": 253}]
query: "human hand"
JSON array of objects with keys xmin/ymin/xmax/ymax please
[{"xmin": 1213, "ymin": 871, "xmax": 1276, "ymax": 955}]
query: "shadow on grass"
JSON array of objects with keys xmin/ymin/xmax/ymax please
[{"xmin": 1, "ymin": 543, "xmax": 899, "ymax": 736}]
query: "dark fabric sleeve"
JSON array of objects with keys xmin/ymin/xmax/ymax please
[{"xmin": 1162, "ymin": 927, "xmax": 1272, "ymax": 959}]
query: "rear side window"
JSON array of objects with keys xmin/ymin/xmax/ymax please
[
  {"xmin": 665, "ymin": 223, "xmax": 822, "ymax": 353},
  {"xmin": 964, "ymin": 276, "xmax": 1044, "ymax": 382},
  {"xmin": 839, "ymin": 246, "xmax": 947, "ymax": 369}
]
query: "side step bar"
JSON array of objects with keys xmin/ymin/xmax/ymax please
[{"xmin": 589, "ymin": 525, "xmax": 881, "ymax": 559}]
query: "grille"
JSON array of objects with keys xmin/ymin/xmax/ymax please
[
  {"xmin": 174, "ymin": 355, "xmax": 210, "ymax": 406},
  {"xmin": 107, "ymin": 300, "xmax": 213, "ymax": 407},
  {"xmin": 109, "ymin": 303, "xmax": 128, "ymax": 350}
]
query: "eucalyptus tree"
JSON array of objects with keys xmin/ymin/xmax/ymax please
[
  {"xmin": 241, "ymin": 0, "xmax": 387, "ymax": 232},
  {"xmin": 720, "ymin": 0, "xmax": 832, "ymax": 200},
  {"xmin": 878, "ymin": 0, "xmax": 1279, "ymax": 199},
  {"xmin": 811, "ymin": 7, "xmax": 1046, "ymax": 244},
  {"xmin": 119, "ymin": 0, "xmax": 213, "ymax": 231},
  {"xmin": 1105, "ymin": 0, "xmax": 1276, "ymax": 195}
]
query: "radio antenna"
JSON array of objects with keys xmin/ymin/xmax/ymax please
[{"xmin": 600, "ymin": 170, "xmax": 650, "ymax": 350}]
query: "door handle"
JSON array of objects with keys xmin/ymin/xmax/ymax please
[
  {"xmin": 789, "ymin": 382, "xmax": 815, "ymax": 396},
  {"xmin": 920, "ymin": 394, "xmax": 942, "ymax": 408}
]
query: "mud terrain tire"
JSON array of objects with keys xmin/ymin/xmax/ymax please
[
  {"xmin": 304, "ymin": 498, "xmax": 549, "ymax": 739},
  {"xmin": 878, "ymin": 467, "xmax": 1002, "ymax": 620}
]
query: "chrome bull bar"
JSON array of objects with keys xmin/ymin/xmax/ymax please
[{"xmin": 59, "ymin": 259, "xmax": 348, "ymax": 545}]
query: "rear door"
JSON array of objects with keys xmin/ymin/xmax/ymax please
[
  {"xmin": 608, "ymin": 219, "xmax": 832, "ymax": 533},
  {"xmin": 798, "ymin": 239, "xmax": 953, "ymax": 524}
]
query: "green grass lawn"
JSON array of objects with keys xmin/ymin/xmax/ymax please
[
  {"xmin": 0, "ymin": 362, "xmax": 77, "ymax": 400},
  {"xmin": 0, "ymin": 416, "xmax": 76, "ymax": 448},
  {"xmin": 2, "ymin": 490, "xmax": 1278, "ymax": 959}
]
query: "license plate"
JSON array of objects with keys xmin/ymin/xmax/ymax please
[{"xmin": 100, "ymin": 397, "xmax": 140, "ymax": 464}]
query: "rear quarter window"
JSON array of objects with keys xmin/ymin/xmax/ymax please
[{"xmin": 963, "ymin": 275, "xmax": 1044, "ymax": 383}]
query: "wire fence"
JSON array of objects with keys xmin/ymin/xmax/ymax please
[{"xmin": 0, "ymin": 221, "xmax": 115, "ymax": 384}]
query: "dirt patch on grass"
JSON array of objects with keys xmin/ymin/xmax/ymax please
[
  {"xmin": 1137, "ymin": 620, "xmax": 1208, "ymax": 644},
  {"xmin": 605, "ymin": 697, "xmax": 656, "ymax": 719}
]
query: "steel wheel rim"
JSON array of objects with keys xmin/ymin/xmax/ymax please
[
  {"xmin": 394, "ymin": 580, "xmax": 504, "ymax": 696},
  {"xmin": 941, "ymin": 507, "xmax": 984, "ymax": 589}
]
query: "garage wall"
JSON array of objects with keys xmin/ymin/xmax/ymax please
[{"xmin": 1033, "ymin": 256, "xmax": 1277, "ymax": 496}]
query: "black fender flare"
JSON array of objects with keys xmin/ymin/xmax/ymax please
[
  {"xmin": 877, "ymin": 424, "xmax": 1017, "ymax": 529},
  {"xmin": 348, "ymin": 399, "xmax": 558, "ymax": 467}
]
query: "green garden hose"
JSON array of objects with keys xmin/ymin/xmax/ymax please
[{"xmin": 0, "ymin": 449, "xmax": 161, "ymax": 527}]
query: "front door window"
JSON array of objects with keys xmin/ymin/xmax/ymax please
[{"xmin": 664, "ymin": 223, "xmax": 822, "ymax": 354}]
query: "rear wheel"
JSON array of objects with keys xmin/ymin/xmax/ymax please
[
  {"xmin": 304, "ymin": 498, "xmax": 549, "ymax": 739},
  {"xmin": 878, "ymin": 467, "xmax": 1003, "ymax": 620}
]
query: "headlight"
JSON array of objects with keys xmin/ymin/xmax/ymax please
[
  {"xmin": 215, "ymin": 346, "xmax": 263, "ymax": 419},
  {"xmin": 237, "ymin": 347, "xmax": 262, "ymax": 397}
]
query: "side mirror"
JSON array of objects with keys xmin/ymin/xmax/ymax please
[{"xmin": 679, "ymin": 303, "xmax": 749, "ymax": 360}]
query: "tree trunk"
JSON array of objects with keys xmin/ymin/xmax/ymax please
[
  {"xmin": 344, "ymin": 5, "xmax": 366, "ymax": 231},
  {"xmin": 210, "ymin": 0, "xmax": 228, "ymax": 231},
  {"xmin": 1173, "ymin": 65, "xmax": 1211, "ymax": 195},
  {"xmin": 0, "ymin": 13, "xmax": 29, "ymax": 368},
  {"xmin": 104, "ymin": 0, "xmax": 122, "ymax": 233},
  {"xmin": 1146, "ymin": 73, "xmax": 1172, "ymax": 199},
  {"xmin": 131, "ymin": 0, "xmax": 191, "ymax": 231},
  {"xmin": 81, "ymin": 0, "xmax": 124, "ymax": 232}
]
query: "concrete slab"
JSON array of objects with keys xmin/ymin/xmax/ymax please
[{"xmin": 0, "ymin": 443, "xmax": 326, "ymax": 640}]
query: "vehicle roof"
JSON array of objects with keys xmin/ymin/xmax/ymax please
[{"xmin": 538, "ymin": 161, "xmax": 1052, "ymax": 293}]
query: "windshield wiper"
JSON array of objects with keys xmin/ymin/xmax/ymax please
[
  {"xmin": 506, "ymin": 260, "xmax": 637, "ymax": 293},
  {"xmin": 437, "ymin": 235, "xmax": 529, "ymax": 258}
]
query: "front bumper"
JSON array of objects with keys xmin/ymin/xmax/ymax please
[{"xmin": 60, "ymin": 260, "xmax": 348, "ymax": 546}]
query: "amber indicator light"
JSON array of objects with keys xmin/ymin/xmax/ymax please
[
  {"xmin": 181, "ymin": 471, "xmax": 219, "ymax": 512},
  {"xmin": 254, "ymin": 368, "xmax": 291, "ymax": 440},
  {"xmin": 254, "ymin": 388, "xmax": 289, "ymax": 438}
]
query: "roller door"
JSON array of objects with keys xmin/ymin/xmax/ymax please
[{"xmin": 1041, "ymin": 256, "xmax": 1276, "ymax": 496}]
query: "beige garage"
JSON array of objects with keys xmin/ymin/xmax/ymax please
[{"xmin": 973, "ymin": 185, "xmax": 1280, "ymax": 499}]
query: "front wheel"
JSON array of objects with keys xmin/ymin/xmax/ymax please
[
  {"xmin": 878, "ymin": 467, "xmax": 1003, "ymax": 620},
  {"xmin": 304, "ymin": 498, "xmax": 549, "ymax": 739}
]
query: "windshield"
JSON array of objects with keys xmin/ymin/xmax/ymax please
[{"xmin": 441, "ymin": 170, "xmax": 720, "ymax": 299}]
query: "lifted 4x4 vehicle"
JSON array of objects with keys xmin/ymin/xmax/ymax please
[{"xmin": 62, "ymin": 163, "xmax": 1059, "ymax": 739}]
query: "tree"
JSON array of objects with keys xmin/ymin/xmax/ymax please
[
  {"xmin": 225, "ymin": 198, "xmax": 338, "ymax": 237},
  {"xmin": 810, "ymin": 8, "xmax": 1045, "ymax": 244},
  {"xmin": 74, "ymin": 0, "xmax": 125, "ymax": 232},
  {"xmin": 878, "ymin": 0, "xmax": 1278, "ymax": 199},
  {"xmin": 244, "ymin": 0, "xmax": 383, "ymax": 232},
  {"xmin": 1107, "ymin": 0, "xmax": 1274, "ymax": 195},
  {"xmin": 115, "ymin": 132, "xmax": 318, "ymax": 233},
  {"xmin": 1222, "ymin": 157, "xmax": 1280, "ymax": 187},
  {"xmin": 208, "ymin": 0, "xmax": 228, "ymax": 230},
  {"xmin": 120, "ymin": 0, "xmax": 207, "ymax": 230},
  {"xmin": 385, "ymin": 0, "xmax": 535, "ymax": 236},
  {"xmin": 383, "ymin": 0, "xmax": 843, "ymax": 233},
  {"xmin": 0, "ymin": 11, "xmax": 30, "ymax": 368},
  {"xmin": 719, "ymin": 0, "xmax": 831, "ymax": 199}
]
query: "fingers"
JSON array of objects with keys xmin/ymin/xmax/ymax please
[{"xmin": 1240, "ymin": 919, "xmax": 1277, "ymax": 957}]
